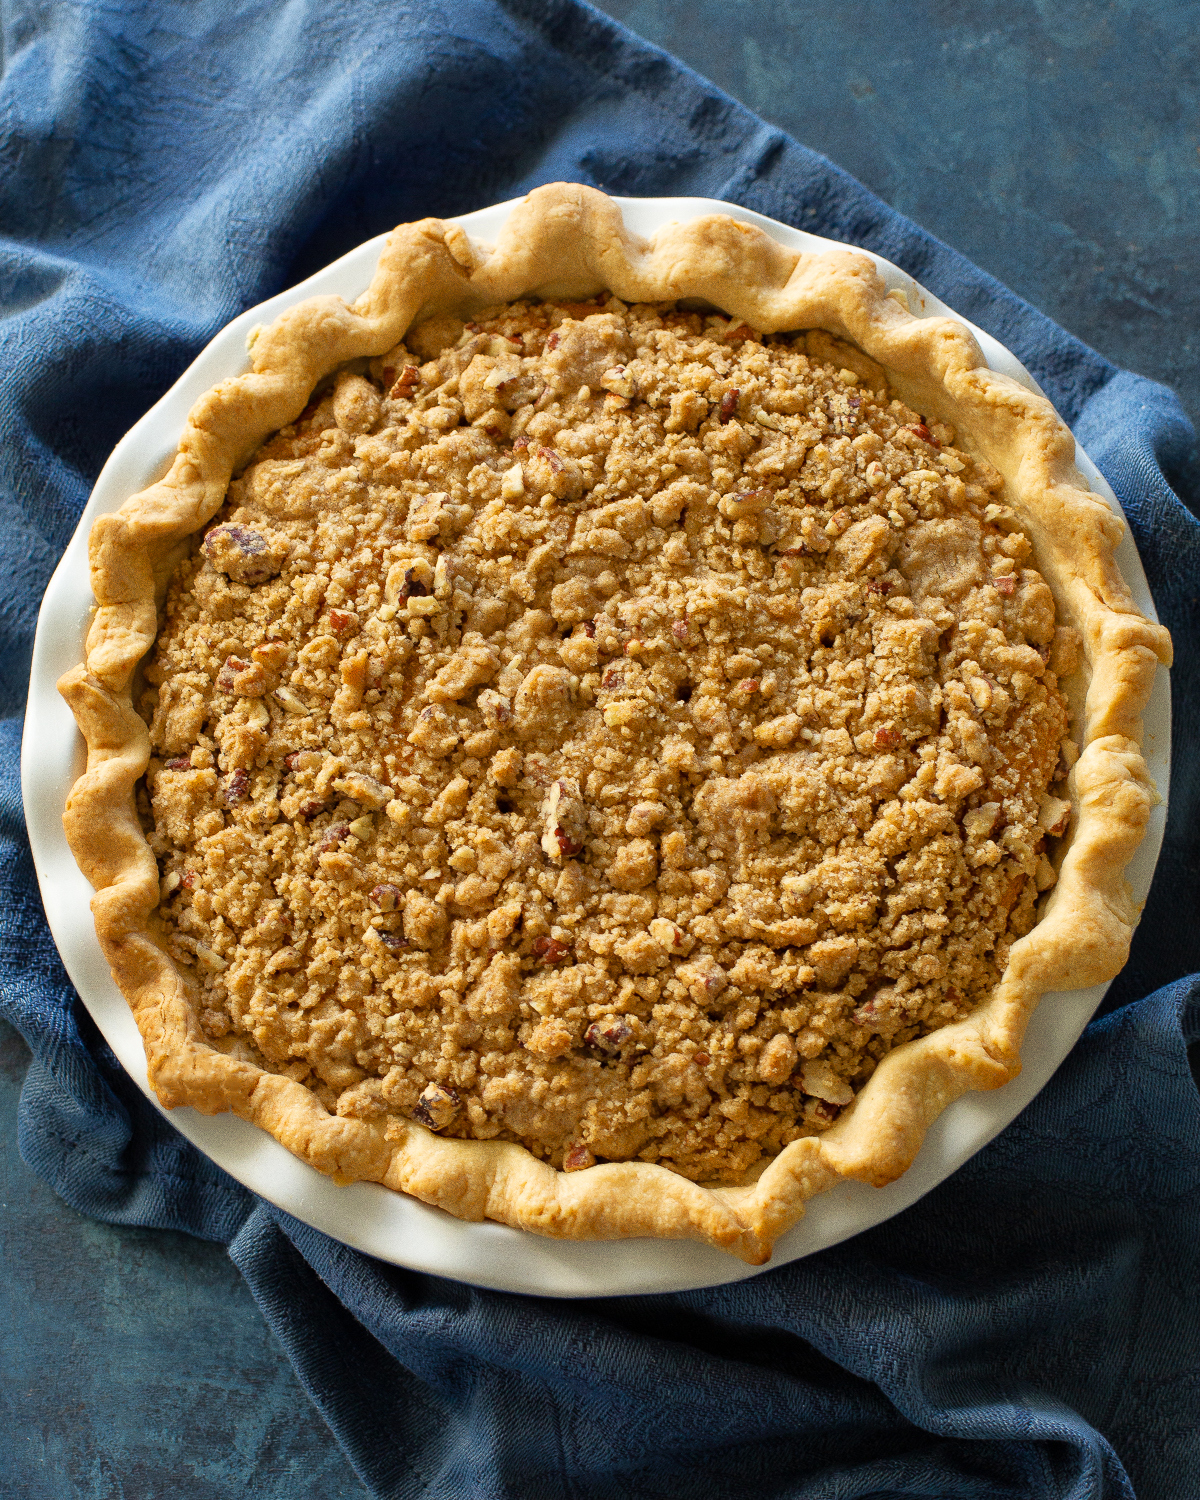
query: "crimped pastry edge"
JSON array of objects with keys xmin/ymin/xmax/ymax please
[{"xmin": 56, "ymin": 183, "xmax": 1171, "ymax": 1264}]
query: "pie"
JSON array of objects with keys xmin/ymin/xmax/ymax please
[{"xmin": 58, "ymin": 185, "xmax": 1170, "ymax": 1263}]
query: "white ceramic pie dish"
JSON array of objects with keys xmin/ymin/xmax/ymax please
[{"xmin": 22, "ymin": 195, "xmax": 1170, "ymax": 1298}]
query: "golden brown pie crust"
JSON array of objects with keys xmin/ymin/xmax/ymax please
[{"xmin": 58, "ymin": 184, "xmax": 1171, "ymax": 1263}]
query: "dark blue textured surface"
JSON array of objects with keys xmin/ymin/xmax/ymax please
[{"xmin": 1, "ymin": 2, "xmax": 1198, "ymax": 1496}]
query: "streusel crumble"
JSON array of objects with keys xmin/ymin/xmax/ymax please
[{"xmin": 140, "ymin": 297, "xmax": 1077, "ymax": 1183}]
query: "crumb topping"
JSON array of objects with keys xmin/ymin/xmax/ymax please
[{"xmin": 140, "ymin": 298, "xmax": 1078, "ymax": 1182}]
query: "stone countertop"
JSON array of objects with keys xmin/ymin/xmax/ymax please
[{"xmin": 3, "ymin": 4, "xmax": 1195, "ymax": 1496}]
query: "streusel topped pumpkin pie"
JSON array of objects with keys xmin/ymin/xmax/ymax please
[{"xmin": 59, "ymin": 186, "xmax": 1169, "ymax": 1262}]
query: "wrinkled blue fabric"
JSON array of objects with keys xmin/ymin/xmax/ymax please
[{"xmin": 1, "ymin": 2, "xmax": 1197, "ymax": 1497}]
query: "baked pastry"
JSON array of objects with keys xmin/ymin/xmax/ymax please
[{"xmin": 59, "ymin": 185, "xmax": 1170, "ymax": 1263}]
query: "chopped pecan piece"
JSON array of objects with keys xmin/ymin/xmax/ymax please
[
  {"xmin": 284, "ymin": 747, "xmax": 323, "ymax": 772},
  {"xmin": 220, "ymin": 768, "xmax": 249, "ymax": 806},
  {"xmin": 388, "ymin": 365, "xmax": 421, "ymax": 398},
  {"xmin": 808, "ymin": 1100, "xmax": 842, "ymax": 1126},
  {"xmin": 539, "ymin": 777, "xmax": 585, "ymax": 863},
  {"xmin": 562, "ymin": 1144, "xmax": 595, "ymax": 1172},
  {"xmin": 532, "ymin": 936, "xmax": 571, "ymax": 965},
  {"xmin": 599, "ymin": 365, "xmax": 636, "ymax": 399},
  {"xmin": 163, "ymin": 754, "xmax": 192, "ymax": 771},
  {"xmin": 216, "ymin": 656, "xmax": 249, "ymax": 694},
  {"xmin": 584, "ymin": 1017, "xmax": 632, "ymax": 1055},
  {"xmin": 333, "ymin": 772, "xmax": 391, "ymax": 810},
  {"xmin": 370, "ymin": 883, "xmax": 402, "ymax": 911},
  {"xmin": 798, "ymin": 1058, "xmax": 854, "ymax": 1105},
  {"xmin": 412, "ymin": 1082, "xmax": 460, "ymax": 1132},
  {"xmin": 671, "ymin": 619, "xmax": 695, "ymax": 646},
  {"xmin": 718, "ymin": 388, "xmax": 740, "ymax": 423},
  {"xmin": 963, "ymin": 802, "xmax": 1003, "ymax": 843},
  {"xmin": 318, "ymin": 823, "xmax": 350, "ymax": 852},
  {"xmin": 403, "ymin": 566, "xmax": 430, "ymax": 599},
  {"xmin": 678, "ymin": 958, "xmax": 729, "ymax": 1002},
  {"xmin": 203, "ymin": 523, "xmax": 287, "ymax": 584},
  {"xmin": 649, "ymin": 917, "xmax": 688, "ymax": 952},
  {"xmin": 718, "ymin": 488, "xmax": 771, "ymax": 521},
  {"xmin": 1037, "ymin": 794, "xmax": 1072, "ymax": 838},
  {"xmin": 274, "ymin": 686, "xmax": 308, "ymax": 714}
]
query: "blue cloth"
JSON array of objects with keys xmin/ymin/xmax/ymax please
[{"xmin": 2, "ymin": 2, "xmax": 1198, "ymax": 1495}]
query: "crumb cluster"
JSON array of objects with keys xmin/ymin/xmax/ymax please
[{"xmin": 140, "ymin": 296, "xmax": 1077, "ymax": 1181}]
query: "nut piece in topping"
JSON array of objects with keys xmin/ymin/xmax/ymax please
[
  {"xmin": 963, "ymin": 802, "xmax": 1003, "ymax": 844},
  {"xmin": 806, "ymin": 1099, "xmax": 843, "ymax": 1127},
  {"xmin": 524, "ymin": 445, "xmax": 584, "ymax": 502},
  {"xmin": 220, "ymin": 768, "xmax": 250, "ymax": 806},
  {"xmin": 718, "ymin": 488, "xmax": 771, "ymax": 522},
  {"xmin": 678, "ymin": 957, "xmax": 729, "ymax": 1004},
  {"xmin": 599, "ymin": 365, "xmax": 635, "ymax": 399},
  {"xmin": 388, "ymin": 364, "xmax": 421, "ymax": 398},
  {"xmin": 584, "ymin": 1017, "xmax": 632, "ymax": 1055},
  {"xmin": 216, "ymin": 655, "xmax": 267, "ymax": 696},
  {"xmin": 540, "ymin": 777, "xmax": 586, "ymax": 862},
  {"xmin": 332, "ymin": 771, "xmax": 391, "ymax": 810},
  {"xmin": 274, "ymin": 686, "xmax": 309, "ymax": 714},
  {"xmin": 532, "ymin": 936, "xmax": 571, "ymax": 965},
  {"xmin": 798, "ymin": 1058, "xmax": 854, "ymax": 1107},
  {"xmin": 648, "ymin": 916, "xmax": 692, "ymax": 956},
  {"xmin": 562, "ymin": 1144, "xmax": 596, "ymax": 1172},
  {"xmin": 1037, "ymin": 794, "xmax": 1072, "ymax": 838},
  {"xmin": 370, "ymin": 883, "xmax": 401, "ymax": 911},
  {"xmin": 203, "ymin": 523, "xmax": 289, "ymax": 584},
  {"xmin": 412, "ymin": 1082, "xmax": 461, "ymax": 1132},
  {"xmin": 384, "ymin": 559, "xmax": 432, "ymax": 604}
]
